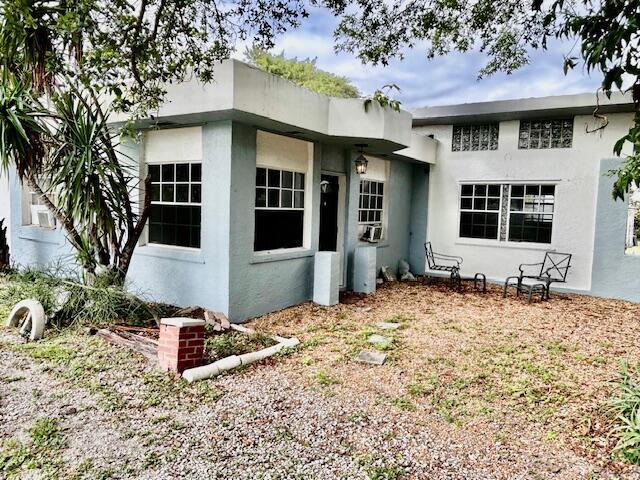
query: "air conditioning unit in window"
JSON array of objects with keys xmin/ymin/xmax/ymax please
[
  {"xmin": 362, "ymin": 225, "xmax": 383, "ymax": 243},
  {"xmin": 30, "ymin": 205, "xmax": 56, "ymax": 229}
]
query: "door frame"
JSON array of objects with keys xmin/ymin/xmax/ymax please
[{"xmin": 320, "ymin": 171, "xmax": 347, "ymax": 287}]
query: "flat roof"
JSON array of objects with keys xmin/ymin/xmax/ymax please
[{"xmin": 411, "ymin": 92, "xmax": 635, "ymax": 126}]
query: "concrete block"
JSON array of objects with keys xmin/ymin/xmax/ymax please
[
  {"xmin": 354, "ymin": 246, "xmax": 377, "ymax": 294},
  {"xmin": 313, "ymin": 251, "xmax": 340, "ymax": 306}
]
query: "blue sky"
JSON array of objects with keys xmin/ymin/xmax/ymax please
[{"xmin": 252, "ymin": 7, "xmax": 603, "ymax": 109}]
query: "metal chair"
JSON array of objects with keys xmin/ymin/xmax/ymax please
[
  {"xmin": 424, "ymin": 242, "xmax": 463, "ymax": 288},
  {"xmin": 503, "ymin": 251, "xmax": 572, "ymax": 300}
]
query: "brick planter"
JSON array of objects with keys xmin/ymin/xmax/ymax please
[{"xmin": 158, "ymin": 318, "xmax": 205, "ymax": 373}]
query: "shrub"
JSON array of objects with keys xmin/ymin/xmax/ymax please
[
  {"xmin": 0, "ymin": 266, "xmax": 159, "ymax": 328},
  {"xmin": 610, "ymin": 361, "xmax": 640, "ymax": 464}
]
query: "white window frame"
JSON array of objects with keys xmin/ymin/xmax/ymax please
[
  {"xmin": 506, "ymin": 184, "xmax": 555, "ymax": 244},
  {"xmin": 255, "ymin": 166, "xmax": 306, "ymax": 211},
  {"xmin": 358, "ymin": 179, "xmax": 385, "ymax": 227},
  {"xmin": 147, "ymin": 161, "xmax": 202, "ymax": 250},
  {"xmin": 22, "ymin": 182, "xmax": 57, "ymax": 229},
  {"xmin": 458, "ymin": 183, "xmax": 502, "ymax": 241}
]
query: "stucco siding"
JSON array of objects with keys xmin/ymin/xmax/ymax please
[
  {"xmin": 591, "ymin": 158, "xmax": 640, "ymax": 301},
  {"xmin": 227, "ymin": 124, "xmax": 322, "ymax": 322},
  {"xmin": 128, "ymin": 122, "xmax": 232, "ymax": 309},
  {"xmin": 414, "ymin": 113, "xmax": 635, "ymax": 292}
]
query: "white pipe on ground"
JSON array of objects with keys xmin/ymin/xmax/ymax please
[{"xmin": 182, "ymin": 336, "xmax": 300, "ymax": 383}]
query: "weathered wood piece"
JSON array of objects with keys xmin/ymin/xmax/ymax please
[{"xmin": 96, "ymin": 329, "xmax": 158, "ymax": 362}]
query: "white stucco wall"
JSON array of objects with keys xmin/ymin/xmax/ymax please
[{"xmin": 415, "ymin": 112, "xmax": 635, "ymax": 291}]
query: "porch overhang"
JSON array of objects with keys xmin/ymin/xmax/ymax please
[{"xmin": 110, "ymin": 59, "xmax": 436, "ymax": 163}]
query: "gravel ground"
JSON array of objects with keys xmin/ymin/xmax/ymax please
[{"xmin": 1, "ymin": 281, "xmax": 640, "ymax": 479}]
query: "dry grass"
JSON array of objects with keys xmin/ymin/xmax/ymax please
[{"xmin": 253, "ymin": 280, "xmax": 640, "ymax": 473}]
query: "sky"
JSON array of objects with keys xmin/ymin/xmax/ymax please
[{"xmin": 243, "ymin": 7, "xmax": 603, "ymax": 109}]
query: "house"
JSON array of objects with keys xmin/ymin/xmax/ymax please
[
  {"xmin": 1, "ymin": 60, "xmax": 639, "ymax": 320},
  {"xmin": 2, "ymin": 60, "xmax": 435, "ymax": 322},
  {"xmin": 412, "ymin": 93, "xmax": 639, "ymax": 302}
]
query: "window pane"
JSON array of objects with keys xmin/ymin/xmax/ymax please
[
  {"xmin": 510, "ymin": 199, "xmax": 523, "ymax": 211},
  {"xmin": 191, "ymin": 164, "xmax": 202, "ymax": 182},
  {"xmin": 488, "ymin": 185, "xmax": 501, "ymax": 197},
  {"xmin": 525, "ymin": 185, "xmax": 539, "ymax": 195},
  {"xmin": 282, "ymin": 171, "xmax": 293, "ymax": 189},
  {"xmin": 281, "ymin": 190, "xmax": 292, "ymax": 208},
  {"xmin": 294, "ymin": 191, "xmax": 304, "ymax": 209},
  {"xmin": 190, "ymin": 206, "xmax": 201, "ymax": 227},
  {"xmin": 162, "ymin": 205, "xmax": 177, "ymax": 223},
  {"xmin": 149, "ymin": 222, "xmax": 161, "ymax": 243},
  {"xmin": 541, "ymin": 185, "xmax": 555, "ymax": 196},
  {"xmin": 190, "ymin": 226, "xmax": 201, "ymax": 248},
  {"xmin": 474, "ymin": 184, "xmax": 487, "ymax": 196},
  {"xmin": 268, "ymin": 188, "xmax": 280, "ymax": 207},
  {"xmin": 376, "ymin": 196, "xmax": 383, "ymax": 209},
  {"xmin": 149, "ymin": 164, "xmax": 160, "ymax": 182},
  {"xmin": 268, "ymin": 169, "xmax": 280, "ymax": 187},
  {"xmin": 461, "ymin": 185, "xmax": 473, "ymax": 196},
  {"xmin": 378, "ymin": 183, "xmax": 384, "ymax": 196},
  {"xmin": 176, "ymin": 163, "xmax": 189, "ymax": 182},
  {"xmin": 294, "ymin": 172, "xmax": 305, "ymax": 189},
  {"xmin": 256, "ymin": 188, "xmax": 266, "ymax": 207},
  {"xmin": 474, "ymin": 198, "xmax": 486, "ymax": 210},
  {"xmin": 254, "ymin": 210, "xmax": 304, "ymax": 251},
  {"xmin": 191, "ymin": 184, "xmax": 201, "ymax": 203},
  {"xmin": 511, "ymin": 185, "xmax": 525, "ymax": 197},
  {"xmin": 256, "ymin": 167, "xmax": 267, "ymax": 187},
  {"xmin": 374, "ymin": 211, "xmax": 381, "ymax": 222},
  {"xmin": 362, "ymin": 180, "xmax": 370, "ymax": 194},
  {"xmin": 176, "ymin": 184, "xmax": 189, "ymax": 203},
  {"xmin": 150, "ymin": 205, "xmax": 162, "ymax": 222},
  {"xmin": 461, "ymin": 197, "xmax": 473, "ymax": 209},
  {"xmin": 162, "ymin": 185, "xmax": 174, "ymax": 202},
  {"xmin": 150, "ymin": 185, "xmax": 160, "ymax": 202},
  {"xmin": 162, "ymin": 164, "xmax": 174, "ymax": 182},
  {"xmin": 487, "ymin": 198, "xmax": 500, "ymax": 210}
]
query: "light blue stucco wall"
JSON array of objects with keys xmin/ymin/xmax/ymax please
[
  {"xmin": 7, "ymin": 120, "xmax": 430, "ymax": 322},
  {"xmin": 127, "ymin": 121, "xmax": 232, "ymax": 309},
  {"xmin": 8, "ymin": 171, "xmax": 75, "ymax": 269},
  {"xmin": 591, "ymin": 158, "xmax": 640, "ymax": 302},
  {"xmin": 8, "ymin": 122, "xmax": 234, "ymax": 312},
  {"xmin": 408, "ymin": 164, "xmax": 430, "ymax": 275},
  {"xmin": 344, "ymin": 152, "xmax": 428, "ymax": 289},
  {"xmin": 227, "ymin": 123, "xmax": 323, "ymax": 321}
]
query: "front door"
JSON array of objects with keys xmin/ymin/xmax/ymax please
[{"xmin": 319, "ymin": 174, "xmax": 340, "ymax": 251}]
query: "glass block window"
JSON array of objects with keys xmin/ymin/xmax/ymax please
[
  {"xmin": 508, "ymin": 184, "xmax": 555, "ymax": 243},
  {"xmin": 518, "ymin": 119, "xmax": 573, "ymax": 149},
  {"xmin": 148, "ymin": 163, "xmax": 201, "ymax": 248},
  {"xmin": 459, "ymin": 184, "xmax": 501, "ymax": 239},
  {"xmin": 452, "ymin": 124, "xmax": 499, "ymax": 151},
  {"xmin": 255, "ymin": 167, "xmax": 305, "ymax": 251},
  {"xmin": 359, "ymin": 180, "xmax": 384, "ymax": 225}
]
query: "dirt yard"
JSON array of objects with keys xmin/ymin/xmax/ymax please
[{"xmin": 2, "ymin": 280, "xmax": 640, "ymax": 479}]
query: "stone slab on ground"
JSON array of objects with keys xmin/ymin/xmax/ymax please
[
  {"xmin": 355, "ymin": 350, "xmax": 387, "ymax": 365},
  {"xmin": 368, "ymin": 334, "xmax": 391, "ymax": 344},
  {"xmin": 376, "ymin": 322, "xmax": 400, "ymax": 330}
]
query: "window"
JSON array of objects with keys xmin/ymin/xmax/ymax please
[
  {"xmin": 148, "ymin": 163, "xmax": 201, "ymax": 248},
  {"xmin": 625, "ymin": 183, "xmax": 640, "ymax": 255},
  {"xmin": 359, "ymin": 180, "xmax": 384, "ymax": 225},
  {"xmin": 518, "ymin": 119, "xmax": 573, "ymax": 149},
  {"xmin": 254, "ymin": 167, "xmax": 305, "ymax": 251},
  {"xmin": 452, "ymin": 124, "xmax": 499, "ymax": 151},
  {"xmin": 459, "ymin": 183, "xmax": 556, "ymax": 244},
  {"xmin": 24, "ymin": 181, "xmax": 56, "ymax": 228},
  {"xmin": 459, "ymin": 184, "xmax": 501, "ymax": 240},
  {"xmin": 508, "ymin": 185, "xmax": 555, "ymax": 243}
]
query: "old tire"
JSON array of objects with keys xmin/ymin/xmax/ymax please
[{"xmin": 6, "ymin": 299, "xmax": 46, "ymax": 341}]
